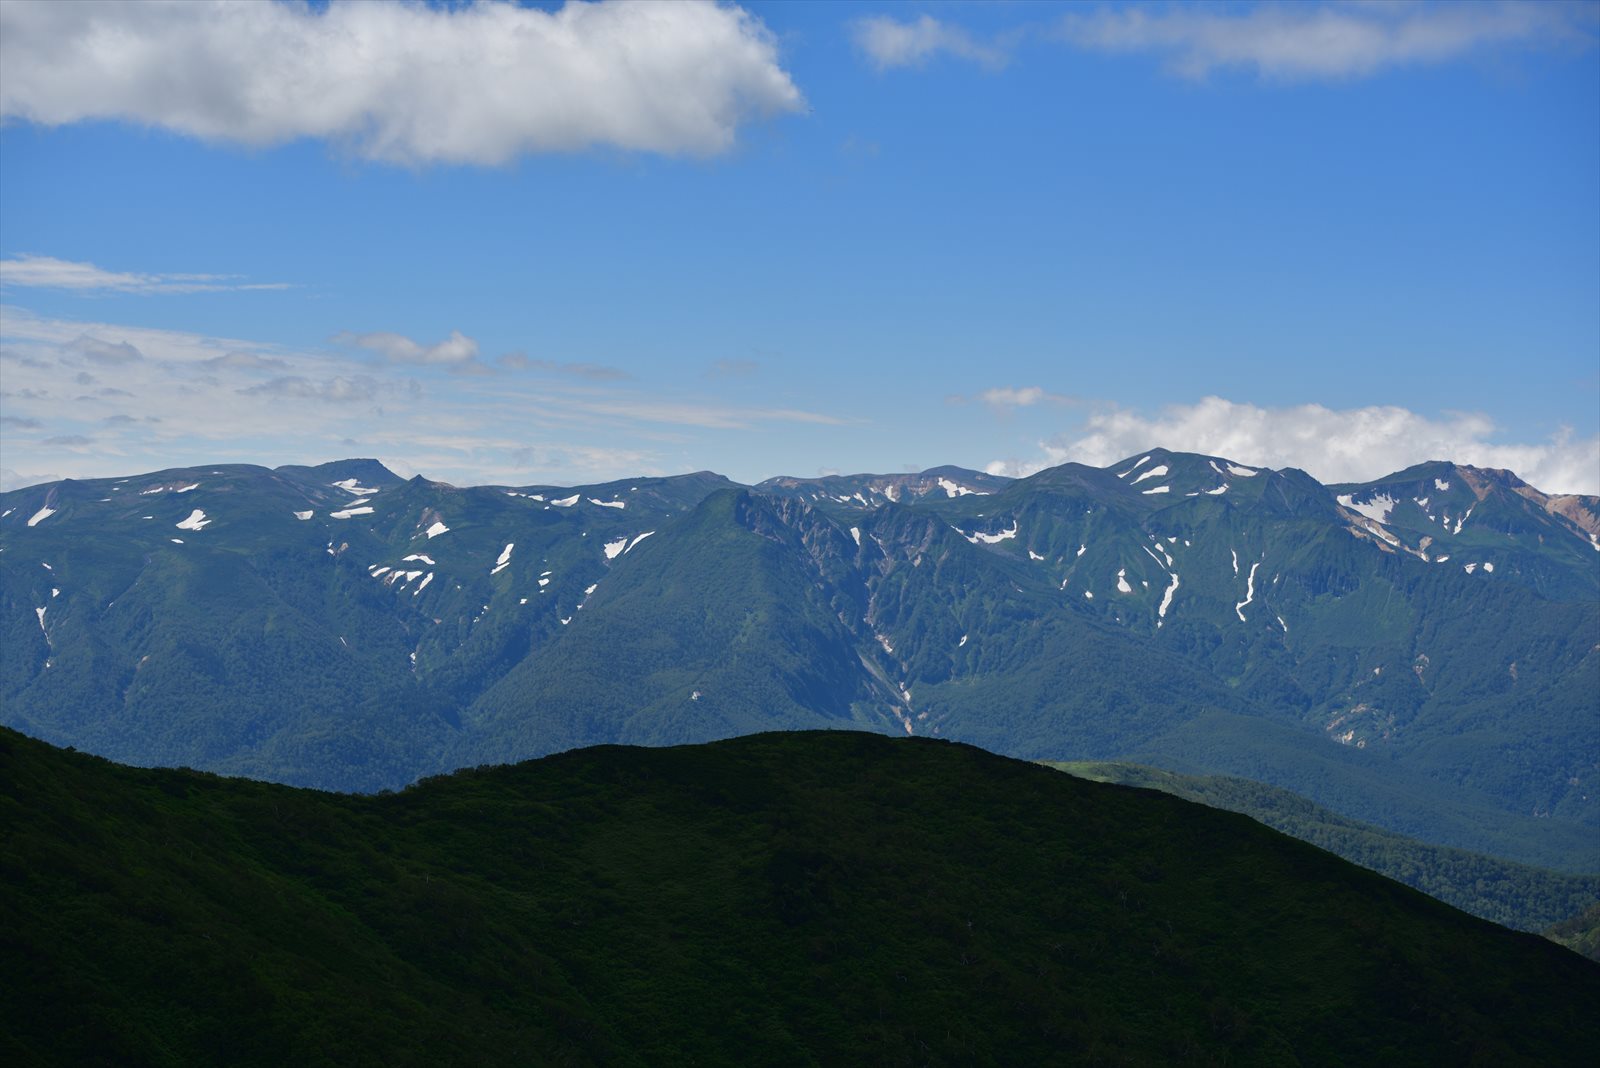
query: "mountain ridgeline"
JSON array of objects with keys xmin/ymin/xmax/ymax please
[
  {"xmin": 2, "ymin": 451, "xmax": 1597, "ymax": 879},
  {"xmin": 3, "ymin": 727, "xmax": 1597, "ymax": 1066}
]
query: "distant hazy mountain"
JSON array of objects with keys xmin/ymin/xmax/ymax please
[{"xmin": 2, "ymin": 450, "xmax": 1596, "ymax": 873}]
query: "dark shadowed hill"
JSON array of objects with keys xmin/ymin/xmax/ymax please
[{"xmin": 2, "ymin": 727, "xmax": 1595, "ymax": 1067}]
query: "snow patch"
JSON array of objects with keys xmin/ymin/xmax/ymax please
[
  {"xmin": 959, "ymin": 634, "xmax": 968, "ymax": 647},
  {"xmin": 175, "ymin": 483, "xmax": 200, "ymax": 493},
  {"xmin": 1225, "ymin": 464, "xmax": 1257, "ymax": 478},
  {"xmin": 35, "ymin": 607, "xmax": 47, "ymax": 632},
  {"xmin": 1131, "ymin": 465, "xmax": 1169, "ymax": 485},
  {"xmin": 1157, "ymin": 572, "xmax": 1180, "ymax": 624},
  {"xmin": 330, "ymin": 479, "xmax": 379, "ymax": 495},
  {"xmin": 603, "ymin": 537, "xmax": 629, "ymax": 560},
  {"xmin": 414, "ymin": 572, "xmax": 433, "ymax": 593},
  {"xmin": 1141, "ymin": 486, "xmax": 1170, "ymax": 495},
  {"xmin": 1434, "ymin": 478, "xmax": 1450, "ymax": 491},
  {"xmin": 1452, "ymin": 505, "xmax": 1473, "ymax": 535},
  {"xmin": 403, "ymin": 554, "xmax": 435, "ymax": 565},
  {"xmin": 1083, "ymin": 590, "xmax": 1094, "ymax": 600},
  {"xmin": 331, "ymin": 506, "xmax": 374, "ymax": 519},
  {"xmin": 175, "ymin": 509, "xmax": 211, "ymax": 531},
  {"xmin": 1077, "ymin": 544, "xmax": 1086, "ymax": 557},
  {"xmin": 1205, "ymin": 484, "xmax": 1228, "ymax": 495},
  {"xmin": 588, "ymin": 498, "xmax": 626, "ymax": 509},
  {"xmin": 26, "ymin": 507, "xmax": 56, "ymax": 527},
  {"xmin": 1336, "ymin": 493, "xmax": 1396, "ymax": 525},
  {"xmin": 1235, "ymin": 561, "xmax": 1260, "ymax": 621},
  {"xmin": 850, "ymin": 526, "xmax": 861, "ymax": 546},
  {"xmin": 937, "ymin": 477, "xmax": 976, "ymax": 497},
  {"xmin": 1028, "ymin": 550, "xmax": 1045, "ymax": 561},
  {"xmin": 1483, "ymin": 561, "xmax": 1494, "ymax": 573},
  {"xmin": 1116, "ymin": 568, "xmax": 1132, "ymax": 594},
  {"xmin": 294, "ymin": 510, "xmax": 313, "ymax": 520},
  {"xmin": 491, "ymin": 542, "xmax": 515, "ymax": 575},
  {"xmin": 550, "ymin": 495, "xmax": 580, "ymax": 507},
  {"xmin": 424, "ymin": 521, "xmax": 450, "ymax": 538},
  {"xmin": 626, "ymin": 531, "xmax": 656, "ymax": 553},
  {"xmin": 966, "ymin": 522, "xmax": 1018, "ymax": 545},
  {"xmin": 1464, "ymin": 563, "xmax": 1478, "ymax": 574}
]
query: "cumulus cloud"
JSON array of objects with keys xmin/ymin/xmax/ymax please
[
  {"xmin": 986, "ymin": 396, "xmax": 1600, "ymax": 496},
  {"xmin": 1055, "ymin": 1, "xmax": 1595, "ymax": 81},
  {"xmin": 0, "ymin": 254, "xmax": 290, "ymax": 294},
  {"xmin": 852, "ymin": 14, "xmax": 1010, "ymax": 70},
  {"xmin": 0, "ymin": 0, "xmax": 804, "ymax": 165}
]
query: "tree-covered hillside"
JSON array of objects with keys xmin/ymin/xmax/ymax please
[{"xmin": 3, "ymin": 727, "xmax": 1596, "ymax": 1066}]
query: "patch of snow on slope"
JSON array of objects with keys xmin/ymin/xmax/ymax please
[
  {"xmin": 403, "ymin": 554, "xmax": 435, "ymax": 565},
  {"xmin": 1084, "ymin": 590, "xmax": 1094, "ymax": 599},
  {"xmin": 1231, "ymin": 549, "xmax": 1239, "ymax": 574},
  {"xmin": 175, "ymin": 509, "xmax": 211, "ymax": 531},
  {"xmin": 1453, "ymin": 506, "xmax": 1474, "ymax": 534},
  {"xmin": 425, "ymin": 521, "xmax": 450, "ymax": 538},
  {"xmin": 1235, "ymin": 561, "xmax": 1260, "ymax": 621},
  {"xmin": 550, "ymin": 495, "xmax": 580, "ymax": 507},
  {"xmin": 1157, "ymin": 573, "xmax": 1180, "ymax": 625},
  {"xmin": 850, "ymin": 526, "xmax": 861, "ymax": 546},
  {"xmin": 294, "ymin": 510, "xmax": 313, "ymax": 520},
  {"xmin": 27, "ymin": 507, "xmax": 56, "ymax": 527},
  {"xmin": 1206, "ymin": 484, "xmax": 1228, "ymax": 495},
  {"xmin": 491, "ymin": 543, "xmax": 514, "ymax": 575},
  {"xmin": 1116, "ymin": 568, "xmax": 1132, "ymax": 594},
  {"xmin": 937, "ymin": 477, "xmax": 976, "ymax": 497},
  {"xmin": 1141, "ymin": 486, "xmax": 1170, "ymax": 494},
  {"xmin": 1483, "ymin": 561, "xmax": 1494, "ymax": 572},
  {"xmin": 603, "ymin": 537, "xmax": 629, "ymax": 560},
  {"xmin": 1077, "ymin": 544, "xmax": 1087, "ymax": 557},
  {"xmin": 414, "ymin": 572, "xmax": 433, "ymax": 593},
  {"xmin": 35, "ymin": 607, "xmax": 47, "ymax": 632},
  {"xmin": 1116, "ymin": 455, "xmax": 1152, "ymax": 478},
  {"xmin": 330, "ymin": 479, "xmax": 379, "ymax": 495},
  {"xmin": 967, "ymin": 523, "xmax": 1018, "ymax": 545},
  {"xmin": 175, "ymin": 483, "xmax": 200, "ymax": 493},
  {"xmin": 1132, "ymin": 465, "xmax": 1169, "ymax": 485},
  {"xmin": 1435, "ymin": 478, "xmax": 1450, "ymax": 491},
  {"xmin": 1226, "ymin": 464, "xmax": 1257, "ymax": 477},
  {"xmin": 626, "ymin": 531, "xmax": 655, "ymax": 553},
  {"xmin": 331, "ymin": 506, "xmax": 374, "ymax": 519},
  {"xmin": 170, "ymin": 538, "xmax": 184, "ymax": 544},
  {"xmin": 1464, "ymin": 563, "xmax": 1478, "ymax": 574},
  {"xmin": 959, "ymin": 634, "xmax": 968, "ymax": 647},
  {"xmin": 1336, "ymin": 493, "xmax": 1396, "ymax": 525},
  {"xmin": 588, "ymin": 498, "xmax": 626, "ymax": 509},
  {"xmin": 1029, "ymin": 550, "xmax": 1045, "ymax": 561}
]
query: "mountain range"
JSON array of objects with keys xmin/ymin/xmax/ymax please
[{"xmin": 3, "ymin": 450, "xmax": 1596, "ymax": 882}]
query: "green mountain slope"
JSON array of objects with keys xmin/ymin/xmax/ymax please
[
  {"xmin": 3, "ymin": 727, "xmax": 1596, "ymax": 1067},
  {"xmin": 1048, "ymin": 760, "xmax": 1600, "ymax": 931}
]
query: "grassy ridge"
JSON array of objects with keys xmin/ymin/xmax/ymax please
[{"xmin": 3, "ymin": 726, "xmax": 1597, "ymax": 1066}]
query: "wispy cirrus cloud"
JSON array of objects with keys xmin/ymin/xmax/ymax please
[
  {"xmin": 1055, "ymin": 1, "xmax": 1596, "ymax": 81},
  {"xmin": 0, "ymin": 255, "xmax": 292, "ymax": 295},
  {"xmin": 851, "ymin": 14, "xmax": 1012, "ymax": 71},
  {"xmin": 336, "ymin": 329, "xmax": 481, "ymax": 368},
  {"xmin": 0, "ymin": 307, "xmax": 852, "ymax": 487},
  {"xmin": 0, "ymin": 0, "xmax": 803, "ymax": 165},
  {"xmin": 986, "ymin": 396, "xmax": 1600, "ymax": 496}
]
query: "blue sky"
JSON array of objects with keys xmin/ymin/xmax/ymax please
[{"xmin": 2, "ymin": 0, "xmax": 1597, "ymax": 492}]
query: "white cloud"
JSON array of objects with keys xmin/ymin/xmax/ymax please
[
  {"xmin": 1056, "ymin": 1, "xmax": 1595, "ymax": 81},
  {"xmin": 0, "ymin": 307, "xmax": 851, "ymax": 487},
  {"xmin": 0, "ymin": 0, "xmax": 804, "ymax": 165},
  {"xmin": 0, "ymin": 255, "xmax": 290, "ymax": 294},
  {"xmin": 977, "ymin": 386, "xmax": 1074, "ymax": 409},
  {"xmin": 337, "ymin": 330, "xmax": 479, "ymax": 367},
  {"xmin": 852, "ymin": 14, "xmax": 1010, "ymax": 71},
  {"xmin": 987, "ymin": 396, "xmax": 1600, "ymax": 496}
]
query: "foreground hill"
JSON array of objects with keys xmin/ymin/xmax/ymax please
[
  {"xmin": 2, "ymin": 727, "xmax": 1595, "ymax": 1066},
  {"xmin": 3, "ymin": 451, "xmax": 1596, "ymax": 874}
]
